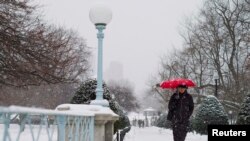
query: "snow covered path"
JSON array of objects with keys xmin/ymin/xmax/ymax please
[
  {"xmin": 124, "ymin": 126, "xmax": 207, "ymax": 141},
  {"xmin": 0, "ymin": 124, "xmax": 207, "ymax": 141}
]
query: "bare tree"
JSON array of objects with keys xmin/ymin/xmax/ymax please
[
  {"xmin": 195, "ymin": 0, "xmax": 248, "ymax": 100},
  {"xmin": 191, "ymin": 0, "xmax": 250, "ymax": 102},
  {"xmin": 0, "ymin": 83, "xmax": 77, "ymax": 109},
  {"xmin": 150, "ymin": 0, "xmax": 250, "ymax": 112},
  {"xmin": 0, "ymin": 0, "xmax": 91, "ymax": 108},
  {"xmin": 0, "ymin": 0, "xmax": 91, "ymax": 87},
  {"xmin": 107, "ymin": 80, "xmax": 140, "ymax": 112}
]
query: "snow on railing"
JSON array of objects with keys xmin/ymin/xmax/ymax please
[{"xmin": 0, "ymin": 105, "xmax": 94, "ymax": 141}]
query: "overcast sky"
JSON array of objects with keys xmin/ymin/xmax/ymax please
[{"xmin": 37, "ymin": 0, "xmax": 202, "ymax": 95}]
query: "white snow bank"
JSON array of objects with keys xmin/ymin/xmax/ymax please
[
  {"xmin": 0, "ymin": 105, "xmax": 93, "ymax": 116},
  {"xmin": 0, "ymin": 104, "xmax": 119, "ymax": 117},
  {"xmin": 56, "ymin": 103, "xmax": 118, "ymax": 117}
]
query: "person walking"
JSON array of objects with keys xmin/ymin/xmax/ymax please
[{"xmin": 167, "ymin": 84, "xmax": 194, "ymax": 141}]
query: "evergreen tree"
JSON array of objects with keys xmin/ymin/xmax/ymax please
[
  {"xmin": 71, "ymin": 79, "xmax": 111, "ymax": 104},
  {"xmin": 192, "ymin": 95, "xmax": 229, "ymax": 135},
  {"xmin": 237, "ymin": 93, "xmax": 250, "ymax": 124},
  {"xmin": 109, "ymin": 99, "xmax": 131, "ymax": 132},
  {"xmin": 70, "ymin": 79, "xmax": 130, "ymax": 133},
  {"xmin": 155, "ymin": 113, "xmax": 172, "ymax": 129}
]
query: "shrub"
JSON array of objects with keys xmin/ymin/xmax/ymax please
[
  {"xmin": 192, "ymin": 95, "xmax": 229, "ymax": 135},
  {"xmin": 155, "ymin": 113, "xmax": 172, "ymax": 129},
  {"xmin": 70, "ymin": 79, "xmax": 130, "ymax": 133},
  {"xmin": 237, "ymin": 93, "xmax": 250, "ymax": 124}
]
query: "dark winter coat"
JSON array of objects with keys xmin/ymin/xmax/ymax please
[{"xmin": 167, "ymin": 91, "xmax": 194, "ymax": 123}]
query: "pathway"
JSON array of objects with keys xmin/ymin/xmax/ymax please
[{"xmin": 124, "ymin": 126, "xmax": 207, "ymax": 141}]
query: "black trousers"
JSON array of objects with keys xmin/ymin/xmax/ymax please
[{"xmin": 172, "ymin": 122, "xmax": 188, "ymax": 141}]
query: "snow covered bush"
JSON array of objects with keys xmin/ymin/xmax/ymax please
[
  {"xmin": 71, "ymin": 79, "xmax": 111, "ymax": 104},
  {"xmin": 109, "ymin": 99, "xmax": 131, "ymax": 132},
  {"xmin": 192, "ymin": 95, "xmax": 229, "ymax": 135},
  {"xmin": 237, "ymin": 93, "xmax": 250, "ymax": 124},
  {"xmin": 155, "ymin": 113, "xmax": 172, "ymax": 129},
  {"xmin": 70, "ymin": 79, "xmax": 130, "ymax": 133},
  {"xmin": 156, "ymin": 113, "xmax": 193, "ymax": 132}
]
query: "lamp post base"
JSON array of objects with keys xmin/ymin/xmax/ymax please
[{"xmin": 90, "ymin": 99, "xmax": 109, "ymax": 107}]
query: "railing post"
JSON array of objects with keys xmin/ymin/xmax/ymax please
[
  {"xmin": 3, "ymin": 113, "xmax": 10, "ymax": 141},
  {"xmin": 94, "ymin": 113, "xmax": 119, "ymax": 141},
  {"xmin": 16, "ymin": 113, "xmax": 28, "ymax": 140},
  {"xmin": 74, "ymin": 117, "xmax": 80, "ymax": 141},
  {"xmin": 105, "ymin": 120, "xmax": 116, "ymax": 141},
  {"xmin": 94, "ymin": 117, "xmax": 107, "ymax": 141},
  {"xmin": 57, "ymin": 115, "xmax": 66, "ymax": 141},
  {"xmin": 90, "ymin": 117, "xmax": 95, "ymax": 141}
]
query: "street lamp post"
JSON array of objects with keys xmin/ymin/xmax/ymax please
[
  {"xmin": 228, "ymin": 110, "xmax": 233, "ymax": 124},
  {"xmin": 214, "ymin": 76, "xmax": 219, "ymax": 97},
  {"xmin": 89, "ymin": 5, "xmax": 112, "ymax": 107}
]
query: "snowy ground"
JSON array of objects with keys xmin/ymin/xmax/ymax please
[
  {"xmin": 124, "ymin": 126, "xmax": 207, "ymax": 141},
  {"xmin": 0, "ymin": 124, "xmax": 207, "ymax": 141}
]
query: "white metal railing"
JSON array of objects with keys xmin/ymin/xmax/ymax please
[{"xmin": 0, "ymin": 106, "xmax": 94, "ymax": 141}]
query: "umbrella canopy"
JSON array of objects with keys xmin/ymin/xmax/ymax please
[{"xmin": 160, "ymin": 78, "xmax": 196, "ymax": 89}]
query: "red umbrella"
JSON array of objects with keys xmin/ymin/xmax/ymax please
[{"xmin": 160, "ymin": 78, "xmax": 196, "ymax": 89}]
